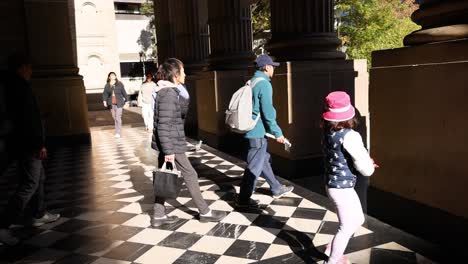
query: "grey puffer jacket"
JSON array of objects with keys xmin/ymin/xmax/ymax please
[{"xmin": 151, "ymin": 80, "xmax": 188, "ymax": 155}]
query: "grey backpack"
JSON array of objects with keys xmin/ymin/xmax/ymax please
[{"xmin": 225, "ymin": 77, "xmax": 265, "ymax": 133}]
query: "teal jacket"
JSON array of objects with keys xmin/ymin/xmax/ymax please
[{"xmin": 245, "ymin": 71, "xmax": 283, "ymax": 139}]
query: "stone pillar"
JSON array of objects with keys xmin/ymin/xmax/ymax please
[
  {"xmin": 22, "ymin": 0, "xmax": 90, "ymax": 142},
  {"xmin": 207, "ymin": 0, "xmax": 255, "ymax": 70},
  {"xmin": 370, "ymin": 0, "xmax": 468, "ymax": 245},
  {"xmin": 171, "ymin": 0, "xmax": 210, "ymax": 73},
  {"xmin": 404, "ymin": 0, "xmax": 468, "ymax": 45},
  {"xmin": 266, "ymin": 0, "xmax": 345, "ymax": 60},
  {"xmin": 154, "ymin": 0, "xmax": 175, "ymax": 65}
]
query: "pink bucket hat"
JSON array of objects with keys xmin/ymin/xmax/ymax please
[{"xmin": 322, "ymin": 91, "xmax": 355, "ymax": 122}]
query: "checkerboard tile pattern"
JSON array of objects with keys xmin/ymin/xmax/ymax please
[{"xmin": 0, "ymin": 125, "xmax": 439, "ymax": 263}]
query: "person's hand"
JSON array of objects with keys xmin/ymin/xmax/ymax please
[
  {"xmin": 276, "ymin": 136, "xmax": 285, "ymax": 144},
  {"xmin": 38, "ymin": 147, "xmax": 47, "ymax": 160},
  {"xmin": 165, "ymin": 154, "xmax": 175, "ymax": 162},
  {"xmin": 103, "ymin": 101, "xmax": 107, "ymax": 108},
  {"xmin": 371, "ymin": 158, "xmax": 379, "ymax": 168}
]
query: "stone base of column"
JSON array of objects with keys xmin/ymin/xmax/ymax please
[
  {"xmin": 207, "ymin": 52, "xmax": 255, "ymax": 71},
  {"xmin": 32, "ymin": 69, "xmax": 90, "ymax": 143},
  {"xmin": 370, "ymin": 39, "xmax": 468, "ymax": 220}
]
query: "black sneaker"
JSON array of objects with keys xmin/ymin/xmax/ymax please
[
  {"xmin": 235, "ymin": 198, "xmax": 260, "ymax": 208},
  {"xmin": 272, "ymin": 185, "xmax": 294, "ymax": 199},
  {"xmin": 199, "ymin": 211, "xmax": 226, "ymax": 223},
  {"xmin": 151, "ymin": 215, "xmax": 179, "ymax": 227}
]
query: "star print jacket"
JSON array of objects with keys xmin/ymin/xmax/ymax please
[{"xmin": 323, "ymin": 128, "xmax": 375, "ymax": 189}]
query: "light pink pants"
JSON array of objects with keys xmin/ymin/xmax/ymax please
[{"xmin": 326, "ymin": 187, "xmax": 365, "ymax": 264}]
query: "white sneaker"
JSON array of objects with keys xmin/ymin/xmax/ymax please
[
  {"xmin": 0, "ymin": 229, "xmax": 20, "ymax": 246},
  {"xmin": 114, "ymin": 134, "xmax": 121, "ymax": 138},
  {"xmin": 32, "ymin": 212, "xmax": 60, "ymax": 227}
]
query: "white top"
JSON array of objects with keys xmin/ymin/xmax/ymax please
[
  {"xmin": 138, "ymin": 81, "xmax": 157, "ymax": 105},
  {"xmin": 343, "ymin": 130, "xmax": 375, "ymax": 177}
]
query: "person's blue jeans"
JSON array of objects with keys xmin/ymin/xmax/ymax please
[{"xmin": 238, "ymin": 138, "xmax": 282, "ymax": 202}]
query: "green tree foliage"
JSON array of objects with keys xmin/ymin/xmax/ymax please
[
  {"xmin": 251, "ymin": 0, "xmax": 271, "ymax": 54},
  {"xmin": 139, "ymin": 1, "xmax": 156, "ymax": 59},
  {"xmin": 336, "ymin": 0, "xmax": 420, "ymax": 67}
]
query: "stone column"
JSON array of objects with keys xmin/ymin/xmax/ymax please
[
  {"xmin": 154, "ymin": 0, "xmax": 175, "ymax": 65},
  {"xmin": 207, "ymin": 0, "xmax": 255, "ymax": 70},
  {"xmin": 404, "ymin": 0, "xmax": 468, "ymax": 45},
  {"xmin": 22, "ymin": 0, "xmax": 90, "ymax": 142},
  {"xmin": 171, "ymin": 0, "xmax": 210, "ymax": 73},
  {"xmin": 266, "ymin": 0, "xmax": 345, "ymax": 61}
]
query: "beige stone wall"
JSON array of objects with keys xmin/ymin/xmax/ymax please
[
  {"xmin": 75, "ymin": 0, "xmax": 121, "ymax": 93},
  {"xmin": 370, "ymin": 39, "xmax": 468, "ymax": 219}
]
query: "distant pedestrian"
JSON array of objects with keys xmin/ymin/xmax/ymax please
[{"xmin": 102, "ymin": 72, "xmax": 128, "ymax": 138}]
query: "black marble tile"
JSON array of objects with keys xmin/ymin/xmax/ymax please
[
  {"xmin": 56, "ymin": 207, "xmax": 90, "ymax": 218},
  {"xmin": 75, "ymin": 237, "xmax": 121, "ymax": 256},
  {"xmin": 52, "ymin": 253, "xmax": 98, "ymax": 264},
  {"xmin": 99, "ymin": 212, "xmax": 137, "ymax": 225},
  {"xmin": 52, "ymin": 219, "xmax": 94, "ymax": 233},
  {"xmin": 318, "ymin": 221, "xmax": 340, "ymax": 235},
  {"xmin": 103, "ymin": 242, "xmax": 152, "ymax": 261},
  {"xmin": 106, "ymin": 226, "xmax": 143, "ymax": 241},
  {"xmin": 0, "ymin": 243, "xmax": 39, "ymax": 263},
  {"xmin": 252, "ymin": 215, "xmax": 288, "ymax": 229},
  {"xmin": 224, "ymin": 240, "xmax": 270, "ymax": 260},
  {"xmin": 206, "ymin": 223, "xmax": 248, "ymax": 239},
  {"xmin": 270, "ymin": 197, "xmax": 303, "ymax": 207},
  {"xmin": 173, "ymin": 250, "xmax": 220, "ymax": 264},
  {"xmin": 291, "ymin": 208, "xmax": 327, "ymax": 220},
  {"xmin": 76, "ymin": 223, "xmax": 116, "ymax": 238},
  {"xmin": 369, "ymin": 248, "xmax": 417, "ymax": 264},
  {"xmin": 50, "ymin": 234, "xmax": 96, "ymax": 251},
  {"xmin": 157, "ymin": 232, "xmax": 202, "ymax": 249}
]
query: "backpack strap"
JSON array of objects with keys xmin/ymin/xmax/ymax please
[{"xmin": 249, "ymin": 77, "xmax": 266, "ymax": 118}]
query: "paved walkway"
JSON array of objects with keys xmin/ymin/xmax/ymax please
[{"xmin": 0, "ymin": 110, "xmax": 445, "ymax": 263}]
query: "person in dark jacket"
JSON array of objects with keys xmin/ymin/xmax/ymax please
[
  {"xmin": 150, "ymin": 58, "xmax": 226, "ymax": 227},
  {"xmin": 102, "ymin": 72, "xmax": 128, "ymax": 138},
  {"xmin": 0, "ymin": 53, "xmax": 60, "ymax": 246}
]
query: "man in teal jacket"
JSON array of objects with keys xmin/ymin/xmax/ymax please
[{"xmin": 237, "ymin": 55, "xmax": 293, "ymax": 207}]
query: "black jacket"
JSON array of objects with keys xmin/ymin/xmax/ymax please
[
  {"xmin": 151, "ymin": 87, "xmax": 188, "ymax": 155},
  {"xmin": 3, "ymin": 73, "xmax": 45, "ymax": 155},
  {"xmin": 102, "ymin": 82, "xmax": 128, "ymax": 108}
]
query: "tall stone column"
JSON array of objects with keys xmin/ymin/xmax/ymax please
[
  {"xmin": 370, "ymin": 0, "xmax": 468, "ymax": 243},
  {"xmin": 22, "ymin": 0, "xmax": 90, "ymax": 142},
  {"xmin": 207, "ymin": 0, "xmax": 255, "ymax": 70},
  {"xmin": 154, "ymin": 0, "xmax": 175, "ymax": 65},
  {"xmin": 404, "ymin": 0, "xmax": 468, "ymax": 45},
  {"xmin": 266, "ymin": 0, "xmax": 345, "ymax": 60},
  {"xmin": 171, "ymin": 0, "xmax": 210, "ymax": 73}
]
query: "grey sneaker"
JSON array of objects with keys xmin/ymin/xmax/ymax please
[
  {"xmin": 0, "ymin": 229, "xmax": 20, "ymax": 246},
  {"xmin": 199, "ymin": 211, "xmax": 226, "ymax": 223},
  {"xmin": 32, "ymin": 212, "xmax": 60, "ymax": 227},
  {"xmin": 151, "ymin": 215, "xmax": 179, "ymax": 227},
  {"xmin": 272, "ymin": 185, "xmax": 294, "ymax": 199}
]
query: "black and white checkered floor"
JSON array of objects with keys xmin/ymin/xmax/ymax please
[{"xmin": 0, "ymin": 125, "xmax": 442, "ymax": 263}]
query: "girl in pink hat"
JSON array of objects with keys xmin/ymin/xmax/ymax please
[{"xmin": 321, "ymin": 91, "xmax": 377, "ymax": 264}]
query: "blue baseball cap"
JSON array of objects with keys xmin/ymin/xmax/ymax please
[{"xmin": 255, "ymin": 54, "xmax": 280, "ymax": 68}]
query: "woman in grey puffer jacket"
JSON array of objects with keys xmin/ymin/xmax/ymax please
[{"xmin": 150, "ymin": 58, "xmax": 226, "ymax": 227}]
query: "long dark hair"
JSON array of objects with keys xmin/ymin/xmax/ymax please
[
  {"xmin": 156, "ymin": 58, "xmax": 183, "ymax": 83},
  {"xmin": 106, "ymin": 72, "xmax": 119, "ymax": 84}
]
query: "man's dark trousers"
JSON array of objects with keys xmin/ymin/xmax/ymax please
[
  {"xmin": 0, "ymin": 154, "xmax": 46, "ymax": 228},
  {"xmin": 238, "ymin": 138, "xmax": 282, "ymax": 203}
]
